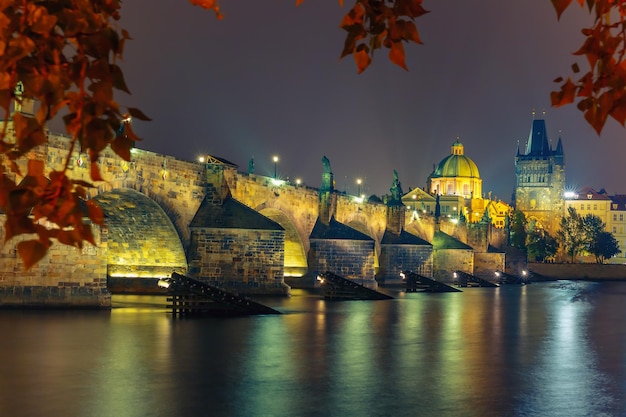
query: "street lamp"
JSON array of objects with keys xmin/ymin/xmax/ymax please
[
  {"xmin": 273, "ymin": 155, "xmax": 279, "ymax": 179},
  {"xmin": 356, "ymin": 178, "xmax": 362, "ymax": 196}
]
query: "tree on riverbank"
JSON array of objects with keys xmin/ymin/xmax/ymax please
[
  {"xmin": 589, "ymin": 231, "xmax": 620, "ymax": 263},
  {"xmin": 557, "ymin": 208, "xmax": 587, "ymax": 262},
  {"xmin": 557, "ymin": 207, "xmax": 620, "ymax": 263},
  {"xmin": 509, "ymin": 210, "xmax": 528, "ymax": 253},
  {"xmin": 527, "ymin": 226, "xmax": 558, "ymax": 262}
]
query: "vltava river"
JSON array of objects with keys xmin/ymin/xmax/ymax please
[{"xmin": 1, "ymin": 281, "xmax": 625, "ymax": 417}]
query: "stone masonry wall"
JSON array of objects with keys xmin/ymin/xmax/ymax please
[
  {"xmin": 0, "ymin": 219, "xmax": 110, "ymax": 308},
  {"xmin": 33, "ymin": 134, "xmax": 206, "ymax": 248},
  {"xmin": 308, "ymin": 239, "xmax": 376, "ymax": 288},
  {"xmin": 377, "ymin": 244, "xmax": 433, "ymax": 285},
  {"xmin": 187, "ymin": 228, "xmax": 289, "ymax": 295},
  {"xmin": 474, "ymin": 252, "xmax": 505, "ymax": 280},
  {"xmin": 466, "ymin": 223, "xmax": 489, "ymax": 253},
  {"xmin": 433, "ymin": 248, "xmax": 474, "ymax": 282}
]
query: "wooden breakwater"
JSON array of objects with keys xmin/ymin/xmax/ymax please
[
  {"xmin": 161, "ymin": 273, "xmax": 281, "ymax": 316},
  {"xmin": 317, "ymin": 271, "xmax": 393, "ymax": 301}
]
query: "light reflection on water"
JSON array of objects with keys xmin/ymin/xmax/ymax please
[{"xmin": 1, "ymin": 282, "xmax": 626, "ymax": 417}]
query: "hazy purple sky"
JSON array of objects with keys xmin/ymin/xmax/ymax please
[{"xmin": 114, "ymin": 1, "xmax": 626, "ymax": 202}]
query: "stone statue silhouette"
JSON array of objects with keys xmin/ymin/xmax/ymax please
[
  {"xmin": 248, "ymin": 157, "xmax": 254, "ymax": 174},
  {"xmin": 320, "ymin": 156, "xmax": 334, "ymax": 192},
  {"xmin": 321, "ymin": 155, "xmax": 332, "ymax": 174},
  {"xmin": 389, "ymin": 169, "xmax": 403, "ymax": 201}
]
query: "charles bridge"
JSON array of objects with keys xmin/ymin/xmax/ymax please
[{"xmin": 0, "ymin": 133, "xmax": 509, "ymax": 308}]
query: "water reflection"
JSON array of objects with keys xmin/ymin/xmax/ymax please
[{"xmin": 1, "ymin": 283, "xmax": 626, "ymax": 417}]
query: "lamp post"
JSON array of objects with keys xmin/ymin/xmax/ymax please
[
  {"xmin": 273, "ymin": 155, "xmax": 279, "ymax": 179},
  {"xmin": 356, "ymin": 178, "xmax": 362, "ymax": 196}
]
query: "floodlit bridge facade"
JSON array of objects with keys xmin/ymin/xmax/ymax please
[{"xmin": 0, "ymin": 133, "xmax": 503, "ymax": 308}]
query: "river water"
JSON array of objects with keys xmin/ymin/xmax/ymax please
[{"xmin": 1, "ymin": 281, "xmax": 626, "ymax": 417}]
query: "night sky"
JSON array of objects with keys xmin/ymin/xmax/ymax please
[{"xmin": 111, "ymin": 1, "xmax": 626, "ymax": 202}]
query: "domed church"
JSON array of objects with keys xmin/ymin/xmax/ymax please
[
  {"xmin": 427, "ymin": 140, "xmax": 482, "ymax": 198},
  {"xmin": 402, "ymin": 139, "xmax": 510, "ymax": 228}
]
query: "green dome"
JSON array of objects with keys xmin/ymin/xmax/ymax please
[{"xmin": 430, "ymin": 141, "xmax": 480, "ymax": 179}]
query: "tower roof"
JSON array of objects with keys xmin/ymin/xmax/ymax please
[{"xmin": 524, "ymin": 119, "xmax": 551, "ymax": 156}]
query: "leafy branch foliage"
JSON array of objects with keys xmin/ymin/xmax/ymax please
[
  {"xmin": 0, "ymin": 1, "xmax": 148, "ymax": 268},
  {"xmin": 551, "ymin": 0, "xmax": 626, "ymax": 134},
  {"xmin": 337, "ymin": 0, "xmax": 428, "ymax": 73}
]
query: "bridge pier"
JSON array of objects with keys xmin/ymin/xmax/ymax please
[{"xmin": 308, "ymin": 218, "xmax": 378, "ymax": 289}]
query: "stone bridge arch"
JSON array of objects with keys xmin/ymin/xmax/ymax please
[
  {"xmin": 93, "ymin": 188, "xmax": 187, "ymax": 290},
  {"xmin": 94, "ymin": 180, "xmax": 191, "ymax": 249},
  {"xmin": 256, "ymin": 206, "xmax": 308, "ymax": 278}
]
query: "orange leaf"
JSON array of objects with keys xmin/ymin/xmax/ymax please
[
  {"xmin": 551, "ymin": 0, "xmax": 573, "ymax": 19},
  {"xmin": 86, "ymin": 200, "xmax": 104, "ymax": 225},
  {"xmin": 90, "ymin": 161, "xmax": 104, "ymax": 182},
  {"xmin": 354, "ymin": 46, "xmax": 371, "ymax": 74},
  {"xmin": 27, "ymin": 159, "xmax": 44, "ymax": 177},
  {"xmin": 550, "ymin": 78, "xmax": 577, "ymax": 107},
  {"xmin": 340, "ymin": 3, "xmax": 365, "ymax": 28},
  {"xmin": 189, "ymin": 0, "xmax": 215, "ymax": 9},
  {"xmin": 583, "ymin": 96, "xmax": 609, "ymax": 135},
  {"xmin": 609, "ymin": 101, "xmax": 626, "ymax": 126},
  {"xmin": 17, "ymin": 239, "xmax": 49, "ymax": 270},
  {"xmin": 56, "ymin": 229, "xmax": 77, "ymax": 247},
  {"xmin": 394, "ymin": 0, "xmax": 430, "ymax": 18},
  {"xmin": 128, "ymin": 107, "xmax": 151, "ymax": 121},
  {"xmin": 389, "ymin": 41, "xmax": 408, "ymax": 71},
  {"xmin": 402, "ymin": 21, "xmax": 422, "ymax": 44}
]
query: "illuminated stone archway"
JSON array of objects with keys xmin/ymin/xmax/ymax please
[
  {"xmin": 259, "ymin": 208, "xmax": 307, "ymax": 277},
  {"xmin": 94, "ymin": 188, "xmax": 187, "ymax": 279}
]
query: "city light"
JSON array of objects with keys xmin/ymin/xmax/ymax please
[
  {"xmin": 157, "ymin": 278, "xmax": 172, "ymax": 289},
  {"xmin": 273, "ymin": 155, "xmax": 279, "ymax": 179}
]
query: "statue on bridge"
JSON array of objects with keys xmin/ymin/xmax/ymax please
[
  {"xmin": 322, "ymin": 155, "xmax": 332, "ymax": 174},
  {"xmin": 389, "ymin": 169, "xmax": 404, "ymax": 204},
  {"xmin": 248, "ymin": 157, "xmax": 254, "ymax": 174},
  {"xmin": 320, "ymin": 156, "xmax": 334, "ymax": 192}
]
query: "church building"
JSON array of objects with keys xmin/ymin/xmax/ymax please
[
  {"xmin": 403, "ymin": 139, "xmax": 510, "ymax": 228},
  {"xmin": 427, "ymin": 140, "xmax": 481, "ymax": 199}
]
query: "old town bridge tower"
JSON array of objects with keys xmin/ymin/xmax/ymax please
[{"xmin": 514, "ymin": 118, "xmax": 565, "ymax": 234}]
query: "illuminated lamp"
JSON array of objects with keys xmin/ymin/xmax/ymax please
[{"xmin": 157, "ymin": 278, "xmax": 172, "ymax": 289}]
